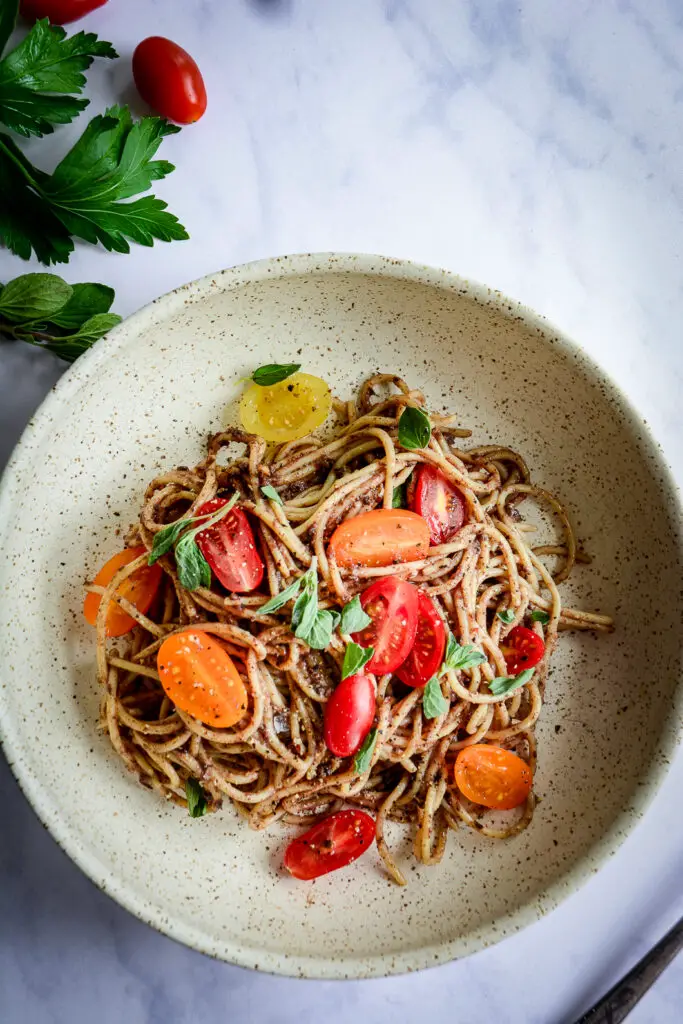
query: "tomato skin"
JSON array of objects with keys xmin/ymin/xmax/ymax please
[
  {"xmin": 284, "ymin": 809, "xmax": 376, "ymax": 880},
  {"xmin": 352, "ymin": 577, "xmax": 419, "ymax": 674},
  {"xmin": 500, "ymin": 625, "xmax": 545, "ymax": 674},
  {"xmin": 157, "ymin": 630, "xmax": 248, "ymax": 728},
  {"xmin": 240, "ymin": 373, "xmax": 332, "ymax": 443},
  {"xmin": 195, "ymin": 498, "xmax": 264, "ymax": 594},
  {"xmin": 83, "ymin": 546, "xmax": 162, "ymax": 638},
  {"xmin": 20, "ymin": 0, "xmax": 108, "ymax": 23},
  {"xmin": 324, "ymin": 673, "xmax": 376, "ymax": 757},
  {"xmin": 409, "ymin": 464, "xmax": 466, "ymax": 545},
  {"xmin": 133, "ymin": 37, "xmax": 207, "ymax": 125},
  {"xmin": 329, "ymin": 509, "xmax": 430, "ymax": 569},
  {"xmin": 395, "ymin": 590, "xmax": 446, "ymax": 688},
  {"xmin": 454, "ymin": 744, "xmax": 532, "ymax": 810}
]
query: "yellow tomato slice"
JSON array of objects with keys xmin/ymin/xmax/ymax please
[{"xmin": 240, "ymin": 372, "xmax": 332, "ymax": 442}]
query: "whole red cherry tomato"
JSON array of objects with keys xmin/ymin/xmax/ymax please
[
  {"xmin": 20, "ymin": 0, "xmax": 108, "ymax": 23},
  {"xmin": 133, "ymin": 36, "xmax": 207, "ymax": 125},
  {"xmin": 324, "ymin": 673, "xmax": 376, "ymax": 757}
]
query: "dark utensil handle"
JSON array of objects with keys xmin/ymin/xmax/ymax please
[{"xmin": 575, "ymin": 915, "xmax": 683, "ymax": 1024}]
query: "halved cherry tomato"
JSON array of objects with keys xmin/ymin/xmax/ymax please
[
  {"xmin": 83, "ymin": 546, "xmax": 162, "ymax": 638},
  {"xmin": 20, "ymin": 0, "xmax": 108, "ymax": 23},
  {"xmin": 500, "ymin": 625, "xmax": 545, "ymax": 674},
  {"xmin": 408, "ymin": 464, "xmax": 466, "ymax": 545},
  {"xmin": 240, "ymin": 372, "xmax": 332, "ymax": 443},
  {"xmin": 329, "ymin": 509, "xmax": 430, "ymax": 569},
  {"xmin": 284, "ymin": 809, "xmax": 376, "ymax": 880},
  {"xmin": 157, "ymin": 630, "xmax": 248, "ymax": 728},
  {"xmin": 454, "ymin": 744, "xmax": 532, "ymax": 810},
  {"xmin": 351, "ymin": 577, "xmax": 419, "ymax": 674},
  {"xmin": 395, "ymin": 590, "xmax": 446, "ymax": 688},
  {"xmin": 133, "ymin": 37, "xmax": 207, "ymax": 125},
  {"xmin": 324, "ymin": 673, "xmax": 376, "ymax": 757},
  {"xmin": 195, "ymin": 498, "xmax": 264, "ymax": 594}
]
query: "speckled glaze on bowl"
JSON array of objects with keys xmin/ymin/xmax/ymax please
[{"xmin": 1, "ymin": 254, "xmax": 682, "ymax": 979}]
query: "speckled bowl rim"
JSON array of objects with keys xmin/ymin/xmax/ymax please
[{"xmin": 1, "ymin": 252, "xmax": 682, "ymax": 979}]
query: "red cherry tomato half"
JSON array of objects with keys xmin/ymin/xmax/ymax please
[
  {"xmin": 133, "ymin": 36, "xmax": 207, "ymax": 125},
  {"xmin": 395, "ymin": 590, "xmax": 447, "ymax": 688},
  {"xmin": 195, "ymin": 498, "xmax": 264, "ymax": 594},
  {"xmin": 324, "ymin": 673, "xmax": 376, "ymax": 757},
  {"xmin": 500, "ymin": 625, "xmax": 545, "ymax": 675},
  {"xmin": 408, "ymin": 464, "xmax": 466, "ymax": 545},
  {"xmin": 20, "ymin": 0, "xmax": 108, "ymax": 23},
  {"xmin": 352, "ymin": 576, "xmax": 419, "ymax": 675},
  {"xmin": 284, "ymin": 809, "xmax": 376, "ymax": 880}
]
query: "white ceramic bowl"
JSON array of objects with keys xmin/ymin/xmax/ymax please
[{"xmin": 1, "ymin": 254, "xmax": 681, "ymax": 978}]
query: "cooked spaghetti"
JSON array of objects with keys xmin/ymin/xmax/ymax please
[{"xmin": 87, "ymin": 373, "xmax": 613, "ymax": 885}]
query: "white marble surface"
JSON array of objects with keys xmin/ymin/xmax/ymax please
[{"xmin": 1, "ymin": 1, "xmax": 682, "ymax": 1021}]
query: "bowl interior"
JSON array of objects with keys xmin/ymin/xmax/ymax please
[{"xmin": 1, "ymin": 255, "xmax": 681, "ymax": 978}]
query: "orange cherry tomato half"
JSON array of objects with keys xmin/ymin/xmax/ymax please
[
  {"xmin": 157, "ymin": 630, "xmax": 248, "ymax": 729},
  {"xmin": 328, "ymin": 509, "xmax": 430, "ymax": 568},
  {"xmin": 408, "ymin": 464, "xmax": 466, "ymax": 545},
  {"xmin": 454, "ymin": 744, "xmax": 532, "ymax": 810},
  {"xmin": 20, "ymin": 0, "xmax": 108, "ymax": 23},
  {"xmin": 352, "ymin": 576, "xmax": 419, "ymax": 674},
  {"xmin": 324, "ymin": 673, "xmax": 376, "ymax": 757},
  {"xmin": 283, "ymin": 809, "xmax": 376, "ymax": 880},
  {"xmin": 500, "ymin": 626, "xmax": 545, "ymax": 675},
  {"xmin": 395, "ymin": 589, "xmax": 446, "ymax": 687},
  {"xmin": 83, "ymin": 546, "xmax": 162, "ymax": 638},
  {"xmin": 133, "ymin": 37, "xmax": 207, "ymax": 125}
]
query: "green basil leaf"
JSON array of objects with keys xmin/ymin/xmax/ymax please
[
  {"xmin": 398, "ymin": 405, "xmax": 431, "ymax": 450},
  {"xmin": 251, "ymin": 363, "xmax": 301, "ymax": 386},
  {"xmin": 175, "ymin": 536, "xmax": 211, "ymax": 591},
  {"xmin": 259, "ymin": 577, "xmax": 302, "ymax": 614},
  {"xmin": 354, "ymin": 728, "xmax": 377, "ymax": 774},
  {"xmin": 339, "ymin": 594, "xmax": 372, "ymax": 635},
  {"xmin": 185, "ymin": 777, "xmax": 207, "ymax": 818},
  {"xmin": 47, "ymin": 281, "xmax": 115, "ymax": 328},
  {"xmin": 530, "ymin": 609, "xmax": 550, "ymax": 624},
  {"xmin": 148, "ymin": 519, "xmax": 188, "ymax": 565},
  {"xmin": 0, "ymin": 272, "xmax": 72, "ymax": 323},
  {"xmin": 392, "ymin": 483, "xmax": 406, "ymax": 508},
  {"xmin": 261, "ymin": 484, "xmax": 283, "ymax": 505},
  {"xmin": 292, "ymin": 587, "xmax": 318, "ymax": 640},
  {"xmin": 341, "ymin": 641, "xmax": 374, "ymax": 680},
  {"xmin": 497, "ymin": 608, "xmax": 515, "ymax": 624},
  {"xmin": 306, "ymin": 609, "xmax": 338, "ymax": 650},
  {"xmin": 441, "ymin": 634, "xmax": 486, "ymax": 672},
  {"xmin": 423, "ymin": 676, "xmax": 449, "ymax": 719},
  {"xmin": 488, "ymin": 668, "xmax": 535, "ymax": 697}
]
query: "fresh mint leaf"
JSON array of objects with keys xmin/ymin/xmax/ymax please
[
  {"xmin": 0, "ymin": 1, "xmax": 18, "ymax": 58},
  {"xmin": 497, "ymin": 609, "xmax": 515, "ymax": 624},
  {"xmin": 175, "ymin": 537, "xmax": 211, "ymax": 591},
  {"xmin": 292, "ymin": 569, "xmax": 318, "ymax": 640},
  {"xmin": 185, "ymin": 777, "xmax": 207, "ymax": 818},
  {"xmin": 48, "ymin": 282, "xmax": 114, "ymax": 328},
  {"xmin": 259, "ymin": 577, "xmax": 302, "ymax": 614},
  {"xmin": 251, "ymin": 363, "xmax": 300, "ymax": 386},
  {"xmin": 261, "ymin": 484, "xmax": 283, "ymax": 505},
  {"xmin": 306, "ymin": 609, "xmax": 338, "ymax": 650},
  {"xmin": 398, "ymin": 406, "xmax": 431, "ymax": 450},
  {"xmin": 488, "ymin": 668, "xmax": 535, "ymax": 697},
  {"xmin": 441, "ymin": 634, "xmax": 486, "ymax": 672},
  {"xmin": 339, "ymin": 594, "xmax": 372, "ymax": 635},
  {"xmin": 423, "ymin": 676, "xmax": 450, "ymax": 719},
  {"xmin": 0, "ymin": 272, "xmax": 71, "ymax": 322},
  {"xmin": 0, "ymin": 21, "xmax": 117, "ymax": 137},
  {"xmin": 341, "ymin": 641, "xmax": 374, "ymax": 680},
  {"xmin": 530, "ymin": 609, "xmax": 550, "ymax": 624},
  {"xmin": 354, "ymin": 728, "xmax": 377, "ymax": 774}
]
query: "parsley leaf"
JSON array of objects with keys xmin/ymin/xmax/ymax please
[
  {"xmin": 488, "ymin": 668, "xmax": 535, "ymax": 697},
  {"xmin": 261, "ymin": 484, "xmax": 283, "ymax": 505},
  {"xmin": 0, "ymin": 2, "xmax": 17, "ymax": 58},
  {"xmin": 441, "ymin": 634, "xmax": 486, "ymax": 672},
  {"xmin": 530, "ymin": 609, "xmax": 550, "ymax": 624},
  {"xmin": 398, "ymin": 406, "xmax": 431, "ymax": 450},
  {"xmin": 185, "ymin": 777, "xmax": 208, "ymax": 818},
  {"xmin": 423, "ymin": 676, "xmax": 449, "ymax": 719},
  {"xmin": 0, "ymin": 106, "xmax": 188, "ymax": 264},
  {"xmin": 251, "ymin": 363, "xmax": 300, "ymax": 386},
  {"xmin": 498, "ymin": 608, "xmax": 515, "ymax": 624},
  {"xmin": 341, "ymin": 641, "xmax": 374, "ymax": 679},
  {"xmin": 339, "ymin": 594, "xmax": 371, "ymax": 635},
  {"xmin": 354, "ymin": 728, "xmax": 377, "ymax": 774},
  {"xmin": 0, "ymin": 19, "xmax": 117, "ymax": 137}
]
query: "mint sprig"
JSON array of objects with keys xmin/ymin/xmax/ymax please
[{"xmin": 440, "ymin": 634, "xmax": 486, "ymax": 673}]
